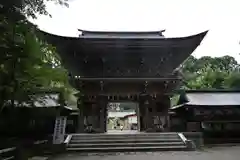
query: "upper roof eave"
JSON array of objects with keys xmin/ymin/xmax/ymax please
[{"xmin": 39, "ymin": 29, "xmax": 208, "ymax": 41}]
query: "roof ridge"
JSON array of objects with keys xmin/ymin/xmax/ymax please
[{"xmin": 77, "ymin": 29, "xmax": 166, "ymax": 35}]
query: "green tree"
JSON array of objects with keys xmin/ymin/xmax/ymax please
[
  {"xmin": 1, "ymin": 0, "xmax": 68, "ymax": 18},
  {"xmin": 0, "ymin": 16, "xmax": 76, "ymax": 108},
  {"xmin": 0, "ymin": 0, "xmax": 77, "ymax": 109},
  {"xmin": 181, "ymin": 55, "xmax": 240, "ymax": 90},
  {"xmin": 224, "ymin": 71, "xmax": 240, "ymax": 89}
]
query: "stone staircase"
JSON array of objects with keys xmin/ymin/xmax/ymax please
[{"xmin": 66, "ymin": 132, "xmax": 194, "ymax": 152}]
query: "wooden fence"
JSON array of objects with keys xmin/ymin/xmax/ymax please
[{"xmin": 0, "ymin": 137, "xmax": 51, "ymax": 160}]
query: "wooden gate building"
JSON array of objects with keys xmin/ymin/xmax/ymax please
[{"xmin": 41, "ymin": 29, "xmax": 207, "ymax": 133}]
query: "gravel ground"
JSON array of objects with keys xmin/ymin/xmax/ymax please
[{"xmin": 51, "ymin": 146, "xmax": 240, "ymax": 160}]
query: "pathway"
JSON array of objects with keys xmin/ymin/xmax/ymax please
[{"xmin": 51, "ymin": 146, "xmax": 240, "ymax": 160}]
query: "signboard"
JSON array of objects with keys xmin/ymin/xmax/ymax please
[
  {"xmin": 108, "ymin": 103, "xmax": 120, "ymax": 111},
  {"xmin": 53, "ymin": 116, "xmax": 67, "ymax": 144}
]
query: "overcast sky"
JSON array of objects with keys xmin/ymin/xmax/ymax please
[{"xmin": 31, "ymin": 0, "xmax": 240, "ymax": 62}]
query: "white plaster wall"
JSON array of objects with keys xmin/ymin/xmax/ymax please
[
  {"xmin": 108, "ymin": 111, "xmax": 136, "ymax": 118},
  {"xmin": 128, "ymin": 116, "xmax": 137, "ymax": 124}
]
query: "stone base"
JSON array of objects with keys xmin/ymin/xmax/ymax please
[
  {"xmin": 29, "ymin": 156, "xmax": 48, "ymax": 160},
  {"xmin": 84, "ymin": 128, "xmax": 105, "ymax": 133},
  {"xmin": 185, "ymin": 140, "xmax": 196, "ymax": 150},
  {"xmin": 50, "ymin": 144, "xmax": 66, "ymax": 153}
]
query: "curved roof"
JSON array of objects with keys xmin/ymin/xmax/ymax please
[{"xmin": 40, "ymin": 30, "xmax": 208, "ymax": 78}]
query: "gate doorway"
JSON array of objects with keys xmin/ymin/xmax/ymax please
[{"xmin": 107, "ymin": 102, "xmax": 140, "ymax": 133}]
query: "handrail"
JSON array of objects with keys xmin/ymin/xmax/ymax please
[
  {"xmin": 178, "ymin": 133, "xmax": 187, "ymax": 144},
  {"xmin": 64, "ymin": 135, "xmax": 72, "ymax": 145},
  {"xmin": 178, "ymin": 133, "xmax": 196, "ymax": 150},
  {"xmin": 0, "ymin": 147, "xmax": 16, "ymax": 154}
]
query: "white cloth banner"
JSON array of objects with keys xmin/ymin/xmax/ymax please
[{"xmin": 53, "ymin": 116, "xmax": 67, "ymax": 144}]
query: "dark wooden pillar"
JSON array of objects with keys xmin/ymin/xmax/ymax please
[
  {"xmin": 155, "ymin": 94, "xmax": 170, "ymax": 131},
  {"xmin": 139, "ymin": 95, "xmax": 145, "ymax": 131},
  {"xmin": 145, "ymin": 96, "xmax": 152, "ymax": 130},
  {"xmin": 164, "ymin": 95, "xmax": 171, "ymax": 131},
  {"xmin": 77, "ymin": 98, "xmax": 85, "ymax": 133},
  {"xmin": 91, "ymin": 103, "xmax": 99, "ymax": 129},
  {"xmin": 97, "ymin": 95, "xmax": 108, "ymax": 133},
  {"xmin": 139, "ymin": 94, "xmax": 153, "ymax": 131}
]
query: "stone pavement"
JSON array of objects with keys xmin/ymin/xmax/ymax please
[{"xmin": 51, "ymin": 146, "xmax": 240, "ymax": 160}]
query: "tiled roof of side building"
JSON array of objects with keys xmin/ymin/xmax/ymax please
[{"xmin": 171, "ymin": 90, "xmax": 240, "ymax": 109}]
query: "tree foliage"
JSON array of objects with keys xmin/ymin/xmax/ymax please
[
  {"xmin": 181, "ymin": 55, "xmax": 240, "ymax": 90},
  {"xmin": 0, "ymin": 0, "xmax": 77, "ymax": 109},
  {"xmin": 1, "ymin": 0, "xmax": 68, "ymax": 18}
]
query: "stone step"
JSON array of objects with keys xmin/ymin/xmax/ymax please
[
  {"xmin": 71, "ymin": 137, "xmax": 180, "ymax": 141},
  {"xmin": 71, "ymin": 135, "xmax": 180, "ymax": 140},
  {"xmin": 72, "ymin": 137, "xmax": 180, "ymax": 141},
  {"xmin": 67, "ymin": 145, "xmax": 188, "ymax": 152},
  {"xmin": 70, "ymin": 138, "xmax": 182, "ymax": 144},
  {"xmin": 67, "ymin": 133, "xmax": 190, "ymax": 152},
  {"xmin": 68, "ymin": 142, "xmax": 184, "ymax": 148},
  {"xmin": 71, "ymin": 132, "xmax": 179, "ymax": 135},
  {"xmin": 73, "ymin": 135, "xmax": 178, "ymax": 138},
  {"xmin": 71, "ymin": 133, "xmax": 179, "ymax": 137}
]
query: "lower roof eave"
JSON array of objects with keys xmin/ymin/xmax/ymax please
[
  {"xmin": 185, "ymin": 104, "xmax": 240, "ymax": 107},
  {"xmin": 170, "ymin": 104, "xmax": 240, "ymax": 110}
]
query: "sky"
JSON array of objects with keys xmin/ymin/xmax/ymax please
[{"xmin": 31, "ymin": 0, "xmax": 240, "ymax": 62}]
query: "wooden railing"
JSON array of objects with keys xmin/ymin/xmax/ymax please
[
  {"xmin": 0, "ymin": 137, "xmax": 51, "ymax": 160},
  {"xmin": 0, "ymin": 147, "xmax": 16, "ymax": 160}
]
